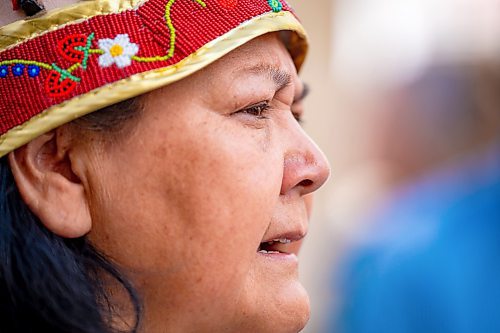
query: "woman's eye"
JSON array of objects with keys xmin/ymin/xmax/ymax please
[{"xmin": 239, "ymin": 102, "xmax": 271, "ymax": 119}]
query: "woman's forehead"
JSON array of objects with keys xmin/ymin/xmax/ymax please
[
  {"xmin": 219, "ymin": 33, "xmax": 294, "ymax": 69},
  {"xmin": 188, "ymin": 34, "xmax": 297, "ymax": 90}
]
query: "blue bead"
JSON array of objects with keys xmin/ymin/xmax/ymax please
[
  {"xmin": 12, "ymin": 64, "xmax": 25, "ymax": 77},
  {"xmin": 28, "ymin": 65, "xmax": 41, "ymax": 78},
  {"xmin": 0, "ymin": 65, "xmax": 8, "ymax": 78}
]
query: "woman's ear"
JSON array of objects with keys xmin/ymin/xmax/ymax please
[{"xmin": 8, "ymin": 129, "xmax": 91, "ymax": 238}]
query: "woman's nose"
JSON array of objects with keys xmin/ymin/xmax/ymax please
[{"xmin": 280, "ymin": 122, "xmax": 331, "ymax": 196}]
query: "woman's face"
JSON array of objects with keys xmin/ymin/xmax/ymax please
[{"xmin": 79, "ymin": 33, "xmax": 329, "ymax": 332}]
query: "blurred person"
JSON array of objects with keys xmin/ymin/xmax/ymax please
[
  {"xmin": 327, "ymin": 61, "xmax": 500, "ymax": 333},
  {"xmin": 0, "ymin": 0, "xmax": 330, "ymax": 332}
]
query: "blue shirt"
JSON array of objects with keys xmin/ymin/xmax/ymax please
[{"xmin": 331, "ymin": 143, "xmax": 500, "ymax": 333}]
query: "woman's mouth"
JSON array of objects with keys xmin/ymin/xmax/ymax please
[
  {"xmin": 258, "ymin": 238, "xmax": 292, "ymax": 254},
  {"xmin": 256, "ymin": 229, "xmax": 306, "ymax": 263}
]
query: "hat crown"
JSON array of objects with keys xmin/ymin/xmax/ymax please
[{"xmin": 0, "ymin": 0, "xmax": 307, "ymax": 157}]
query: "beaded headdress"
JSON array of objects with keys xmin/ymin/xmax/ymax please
[{"xmin": 0, "ymin": 0, "xmax": 307, "ymax": 157}]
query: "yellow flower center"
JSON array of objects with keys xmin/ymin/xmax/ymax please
[{"xmin": 110, "ymin": 44, "xmax": 124, "ymax": 57}]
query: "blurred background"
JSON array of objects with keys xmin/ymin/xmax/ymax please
[{"xmin": 288, "ymin": 0, "xmax": 500, "ymax": 332}]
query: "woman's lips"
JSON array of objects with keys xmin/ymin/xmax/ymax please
[
  {"xmin": 258, "ymin": 238, "xmax": 292, "ymax": 253},
  {"xmin": 256, "ymin": 236, "xmax": 302, "ymax": 272},
  {"xmin": 257, "ymin": 230, "xmax": 306, "ymax": 256},
  {"xmin": 256, "ymin": 250, "xmax": 298, "ymax": 263}
]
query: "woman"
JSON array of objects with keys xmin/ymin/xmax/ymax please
[{"xmin": 0, "ymin": 0, "xmax": 330, "ymax": 332}]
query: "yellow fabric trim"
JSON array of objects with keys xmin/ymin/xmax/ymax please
[
  {"xmin": 0, "ymin": 11, "xmax": 307, "ymax": 157},
  {"xmin": 0, "ymin": 0, "xmax": 147, "ymax": 51}
]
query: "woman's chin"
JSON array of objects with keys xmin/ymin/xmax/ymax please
[
  {"xmin": 250, "ymin": 280, "xmax": 311, "ymax": 333},
  {"xmin": 280, "ymin": 282, "xmax": 311, "ymax": 332}
]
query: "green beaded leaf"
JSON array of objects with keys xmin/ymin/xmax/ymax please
[{"xmin": 268, "ymin": 0, "xmax": 282, "ymax": 12}]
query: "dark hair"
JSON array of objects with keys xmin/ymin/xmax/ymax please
[{"xmin": 0, "ymin": 98, "xmax": 142, "ymax": 333}]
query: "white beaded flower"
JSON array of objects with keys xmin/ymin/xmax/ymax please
[{"xmin": 98, "ymin": 34, "xmax": 139, "ymax": 68}]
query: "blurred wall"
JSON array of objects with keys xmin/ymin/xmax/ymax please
[{"xmin": 289, "ymin": 0, "xmax": 500, "ymax": 332}]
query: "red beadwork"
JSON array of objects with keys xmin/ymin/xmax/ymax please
[
  {"xmin": 217, "ymin": 0, "xmax": 238, "ymax": 9},
  {"xmin": 0, "ymin": 0, "xmax": 296, "ymax": 136},
  {"xmin": 57, "ymin": 34, "xmax": 88, "ymax": 63},
  {"xmin": 44, "ymin": 70, "xmax": 77, "ymax": 98}
]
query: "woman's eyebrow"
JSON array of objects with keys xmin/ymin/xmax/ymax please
[{"xmin": 242, "ymin": 64, "xmax": 293, "ymax": 91}]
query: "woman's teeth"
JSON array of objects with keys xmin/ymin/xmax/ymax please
[
  {"xmin": 267, "ymin": 239, "xmax": 291, "ymax": 245},
  {"xmin": 258, "ymin": 250, "xmax": 280, "ymax": 254}
]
